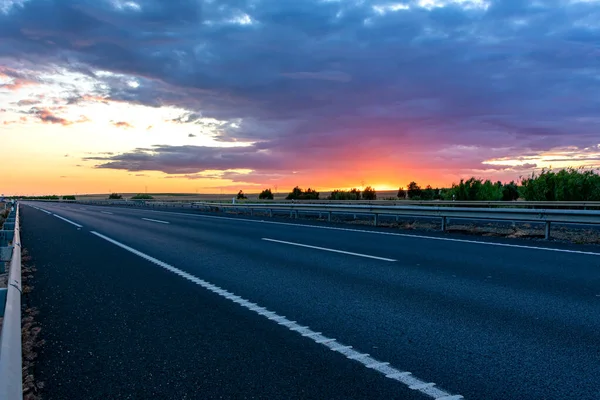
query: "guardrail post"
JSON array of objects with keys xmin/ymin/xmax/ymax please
[
  {"xmin": 328, "ymin": 211, "xmax": 332, "ymax": 222},
  {"xmin": 441, "ymin": 216, "xmax": 447, "ymax": 232},
  {"xmin": 545, "ymin": 221, "xmax": 551, "ymax": 240},
  {"xmin": 373, "ymin": 213, "xmax": 378, "ymax": 226},
  {"xmin": 250, "ymin": 208, "xmax": 253, "ymax": 216},
  {"xmin": 269, "ymin": 209, "xmax": 272, "ymax": 217},
  {"xmin": 294, "ymin": 210, "xmax": 299, "ymax": 219}
]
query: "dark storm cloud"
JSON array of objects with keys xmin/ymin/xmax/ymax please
[
  {"xmin": 84, "ymin": 144, "xmax": 290, "ymax": 174},
  {"xmin": 2, "ymin": 0, "xmax": 600, "ymax": 180}
]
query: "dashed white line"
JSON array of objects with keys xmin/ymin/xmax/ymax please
[
  {"xmin": 53, "ymin": 214, "xmax": 83, "ymax": 228},
  {"xmin": 101, "ymin": 211, "xmax": 114, "ymax": 215},
  {"xmin": 262, "ymin": 238, "xmax": 397, "ymax": 262},
  {"xmin": 115, "ymin": 209, "xmax": 600, "ymax": 257},
  {"xmin": 141, "ymin": 217, "xmax": 170, "ymax": 224},
  {"xmin": 89, "ymin": 230, "xmax": 463, "ymax": 400}
]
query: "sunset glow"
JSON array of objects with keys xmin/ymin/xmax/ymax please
[{"xmin": 2, "ymin": 0, "xmax": 600, "ymax": 195}]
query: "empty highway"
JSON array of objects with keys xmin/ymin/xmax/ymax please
[{"xmin": 20, "ymin": 202, "xmax": 600, "ymax": 399}]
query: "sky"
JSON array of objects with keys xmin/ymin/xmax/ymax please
[{"xmin": 1, "ymin": 0, "xmax": 600, "ymax": 195}]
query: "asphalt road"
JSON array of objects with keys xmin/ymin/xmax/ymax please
[{"xmin": 20, "ymin": 202, "xmax": 600, "ymax": 399}]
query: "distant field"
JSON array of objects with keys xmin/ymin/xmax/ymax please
[{"xmin": 77, "ymin": 190, "xmax": 403, "ymax": 201}]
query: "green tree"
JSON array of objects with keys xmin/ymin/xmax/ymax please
[
  {"xmin": 362, "ymin": 186, "xmax": 377, "ymax": 200},
  {"xmin": 407, "ymin": 182, "xmax": 422, "ymax": 199},
  {"xmin": 258, "ymin": 189, "xmax": 274, "ymax": 200},
  {"xmin": 286, "ymin": 186, "xmax": 319, "ymax": 200},
  {"xmin": 501, "ymin": 181, "xmax": 519, "ymax": 201},
  {"xmin": 108, "ymin": 193, "xmax": 123, "ymax": 200},
  {"xmin": 237, "ymin": 190, "xmax": 248, "ymax": 200},
  {"xmin": 521, "ymin": 168, "xmax": 600, "ymax": 201},
  {"xmin": 397, "ymin": 188, "xmax": 407, "ymax": 199}
]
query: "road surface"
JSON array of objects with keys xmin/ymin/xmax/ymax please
[{"xmin": 19, "ymin": 202, "xmax": 600, "ymax": 399}]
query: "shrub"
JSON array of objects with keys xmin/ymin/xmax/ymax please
[
  {"xmin": 130, "ymin": 193, "xmax": 154, "ymax": 200},
  {"xmin": 397, "ymin": 188, "xmax": 407, "ymax": 199},
  {"xmin": 20, "ymin": 195, "xmax": 59, "ymax": 200},
  {"xmin": 236, "ymin": 190, "xmax": 248, "ymax": 200},
  {"xmin": 328, "ymin": 189, "xmax": 361, "ymax": 200},
  {"xmin": 108, "ymin": 193, "xmax": 123, "ymax": 199},
  {"xmin": 286, "ymin": 186, "xmax": 320, "ymax": 200},
  {"xmin": 258, "ymin": 189, "xmax": 274, "ymax": 200},
  {"xmin": 362, "ymin": 186, "xmax": 377, "ymax": 200},
  {"xmin": 62, "ymin": 195, "xmax": 76, "ymax": 200}
]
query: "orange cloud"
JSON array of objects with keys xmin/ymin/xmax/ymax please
[
  {"xmin": 3, "ymin": 116, "xmax": 29, "ymax": 125},
  {"xmin": 0, "ymin": 78, "xmax": 34, "ymax": 91},
  {"xmin": 113, "ymin": 121, "xmax": 134, "ymax": 129},
  {"xmin": 35, "ymin": 108, "xmax": 72, "ymax": 125}
]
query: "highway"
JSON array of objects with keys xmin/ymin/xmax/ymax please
[{"xmin": 20, "ymin": 201, "xmax": 600, "ymax": 399}]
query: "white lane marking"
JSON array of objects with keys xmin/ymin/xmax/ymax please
[
  {"xmin": 128, "ymin": 209, "xmax": 600, "ymax": 257},
  {"xmin": 89, "ymin": 230, "xmax": 463, "ymax": 400},
  {"xmin": 262, "ymin": 238, "xmax": 396, "ymax": 262},
  {"xmin": 53, "ymin": 214, "xmax": 83, "ymax": 228},
  {"xmin": 37, "ymin": 207, "xmax": 52, "ymax": 215},
  {"xmin": 141, "ymin": 217, "xmax": 170, "ymax": 224},
  {"xmin": 101, "ymin": 211, "xmax": 114, "ymax": 215}
]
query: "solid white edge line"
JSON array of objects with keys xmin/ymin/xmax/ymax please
[
  {"xmin": 141, "ymin": 218, "xmax": 170, "ymax": 224},
  {"xmin": 53, "ymin": 214, "xmax": 83, "ymax": 228},
  {"xmin": 89, "ymin": 230, "xmax": 463, "ymax": 400},
  {"xmin": 262, "ymin": 238, "xmax": 397, "ymax": 262}
]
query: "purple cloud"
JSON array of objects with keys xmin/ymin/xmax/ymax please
[{"xmin": 2, "ymin": 0, "xmax": 600, "ymax": 185}]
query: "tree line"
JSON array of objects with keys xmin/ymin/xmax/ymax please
[{"xmin": 244, "ymin": 168, "xmax": 600, "ymax": 202}]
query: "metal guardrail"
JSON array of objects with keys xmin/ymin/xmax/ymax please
[
  {"xmin": 0, "ymin": 202, "xmax": 22, "ymax": 399},
  {"xmin": 194, "ymin": 199, "xmax": 600, "ymax": 209},
  {"xmin": 191, "ymin": 202, "xmax": 600, "ymax": 240},
  {"xmin": 25, "ymin": 198, "xmax": 600, "ymax": 209}
]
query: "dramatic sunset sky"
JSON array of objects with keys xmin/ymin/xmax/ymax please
[{"xmin": 2, "ymin": 0, "xmax": 600, "ymax": 195}]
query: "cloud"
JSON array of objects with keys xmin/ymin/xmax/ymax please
[
  {"xmin": 113, "ymin": 121, "xmax": 133, "ymax": 129},
  {"xmin": 2, "ymin": 116, "xmax": 28, "ymax": 125},
  {"xmin": 3, "ymin": 0, "xmax": 600, "ymax": 184},
  {"xmin": 27, "ymin": 107, "xmax": 72, "ymax": 125},
  {"xmin": 85, "ymin": 144, "xmax": 284, "ymax": 174},
  {"xmin": 16, "ymin": 98, "xmax": 40, "ymax": 106}
]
